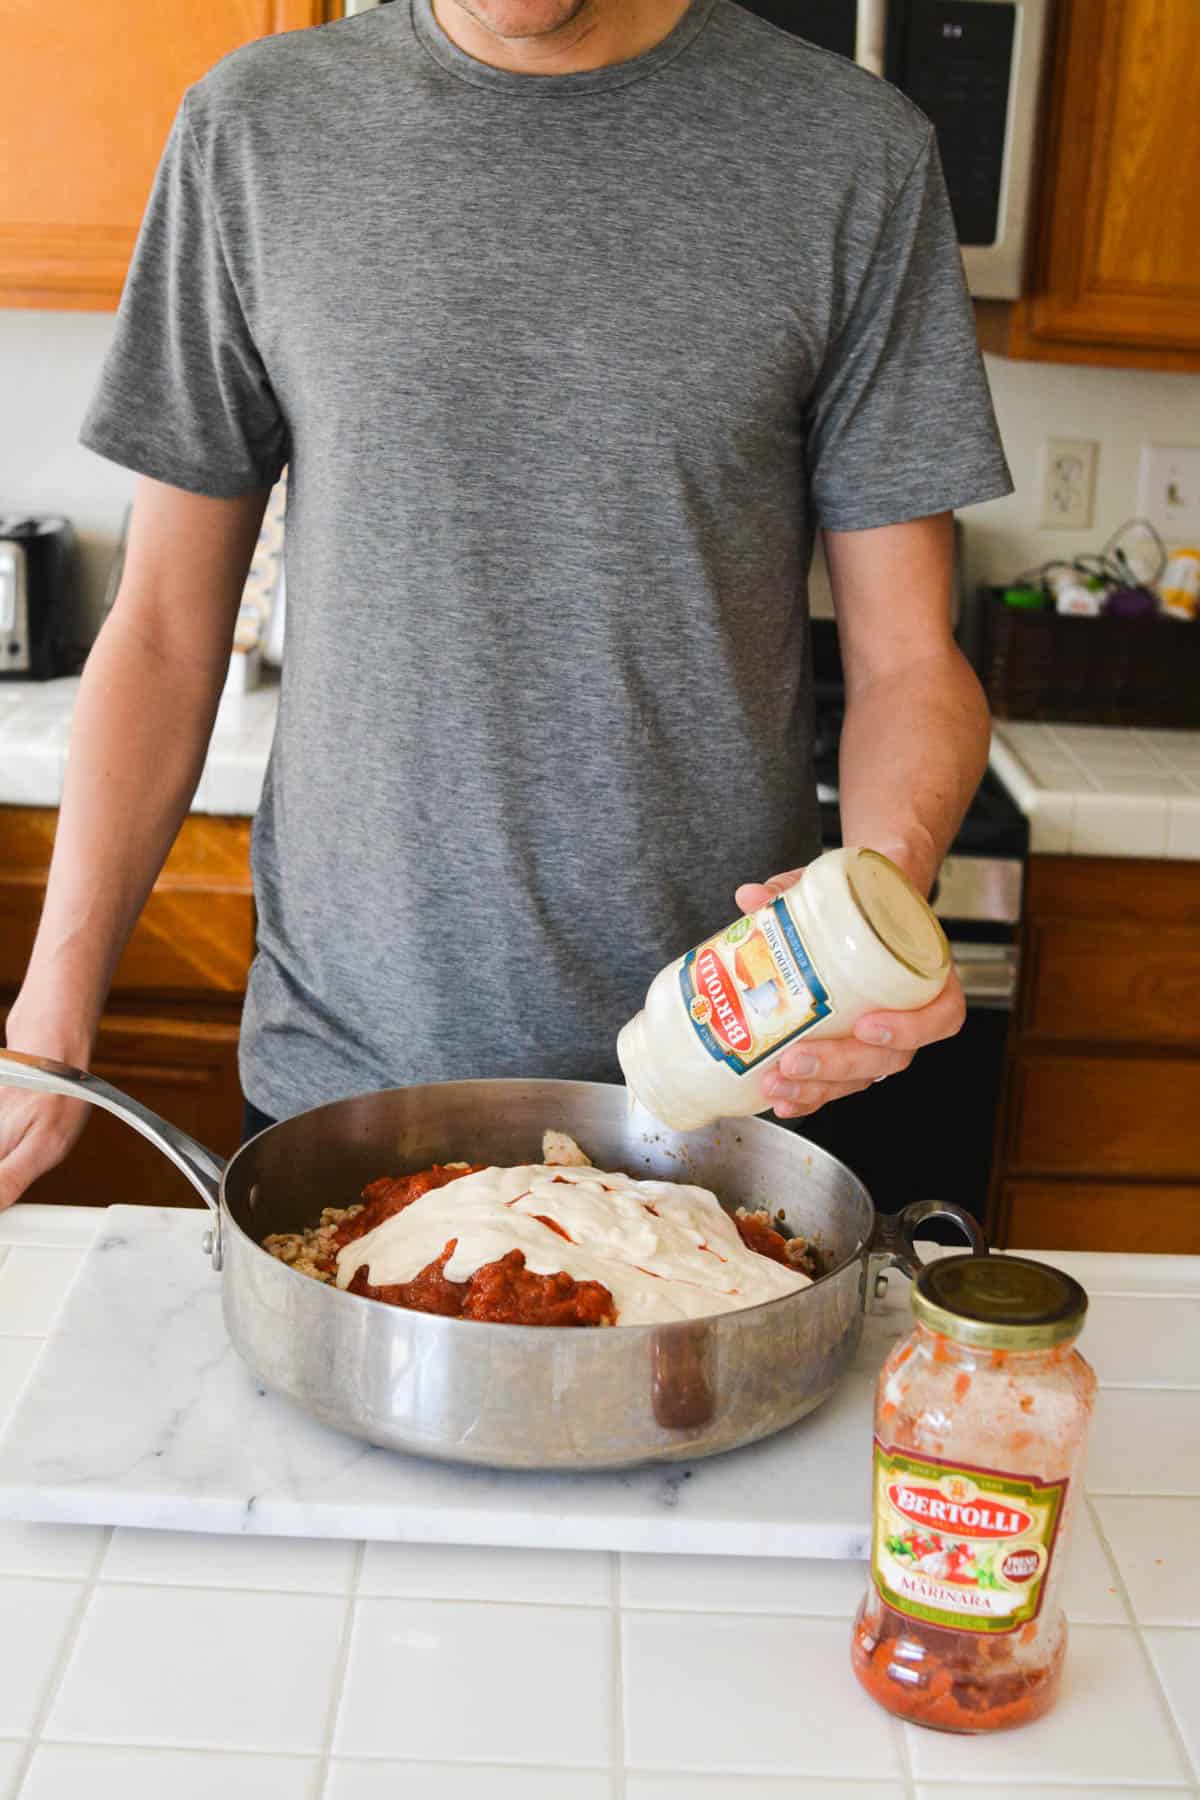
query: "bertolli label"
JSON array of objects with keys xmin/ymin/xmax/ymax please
[
  {"xmin": 679, "ymin": 897, "xmax": 832, "ymax": 1074},
  {"xmin": 871, "ymin": 1441, "xmax": 1067, "ymax": 1634}
]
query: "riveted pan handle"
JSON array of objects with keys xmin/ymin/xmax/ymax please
[
  {"xmin": 0, "ymin": 1049, "xmax": 225, "ymax": 1264},
  {"xmin": 869, "ymin": 1199, "xmax": 989, "ymax": 1287}
]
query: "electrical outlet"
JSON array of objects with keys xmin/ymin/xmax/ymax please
[
  {"xmin": 1039, "ymin": 438, "xmax": 1098, "ymax": 530},
  {"xmin": 1137, "ymin": 444, "xmax": 1200, "ymax": 540}
]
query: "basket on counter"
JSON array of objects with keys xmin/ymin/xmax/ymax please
[{"xmin": 976, "ymin": 590, "xmax": 1200, "ymax": 727}]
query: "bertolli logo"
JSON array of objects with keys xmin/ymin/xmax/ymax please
[
  {"xmin": 888, "ymin": 1482, "xmax": 1033, "ymax": 1540},
  {"xmin": 694, "ymin": 949, "xmax": 751, "ymax": 1052}
]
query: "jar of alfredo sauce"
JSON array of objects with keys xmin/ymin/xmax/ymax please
[
  {"xmin": 853, "ymin": 1256, "xmax": 1096, "ymax": 1732},
  {"xmin": 617, "ymin": 848, "xmax": 950, "ymax": 1132}
]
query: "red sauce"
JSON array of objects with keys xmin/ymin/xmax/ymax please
[
  {"xmin": 333, "ymin": 1165, "xmax": 484, "ymax": 1251},
  {"xmin": 462, "ymin": 1250, "xmax": 616, "ymax": 1327},
  {"xmin": 347, "ymin": 1240, "xmax": 467, "ymax": 1317},
  {"xmin": 347, "ymin": 1241, "xmax": 616, "ymax": 1327},
  {"xmin": 533, "ymin": 1214, "xmax": 575, "ymax": 1242},
  {"xmin": 732, "ymin": 1211, "xmax": 792, "ymax": 1267},
  {"xmin": 851, "ymin": 1606, "xmax": 1063, "ymax": 1732}
]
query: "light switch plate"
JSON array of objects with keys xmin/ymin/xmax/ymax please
[
  {"xmin": 1137, "ymin": 444, "xmax": 1200, "ymax": 541},
  {"xmin": 1039, "ymin": 438, "xmax": 1098, "ymax": 530}
]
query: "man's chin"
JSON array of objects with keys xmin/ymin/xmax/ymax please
[{"xmin": 449, "ymin": 0, "xmax": 593, "ymax": 39}]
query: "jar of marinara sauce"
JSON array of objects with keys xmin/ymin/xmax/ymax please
[{"xmin": 852, "ymin": 1255, "xmax": 1096, "ymax": 1733}]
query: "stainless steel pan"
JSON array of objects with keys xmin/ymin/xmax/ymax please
[{"xmin": 0, "ymin": 1052, "xmax": 986, "ymax": 1469}]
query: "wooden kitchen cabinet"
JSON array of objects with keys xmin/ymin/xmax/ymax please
[
  {"xmin": 0, "ymin": 0, "xmax": 339, "ymax": 311},
  {"xmin": 0, "ymin": 806, "xmax": 252, "ymax": 1208},
  {"xmin": 977, "ymin": 0, "xmax": 1200, "ymax": 370},
  {"xmin": 988, "ymin": 855, "xmax": 1200, "ymax": 1253}
]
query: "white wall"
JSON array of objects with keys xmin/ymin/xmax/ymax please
[
  {"xmin": 967, "ymin": 354, "xmax": 1200, "ymax": 594},
  {"xmin": 3, "ymin": 310, "xmax": 126, "ymax": 644},
  {"xmin": 5, "ymin": 308, "xmax": 1200, "ymax": 638}
]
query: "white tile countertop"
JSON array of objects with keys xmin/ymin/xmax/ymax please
[
  {"xmin": 0, "ymin": 677, "xmax": 278, "ymax": 816},
  {"xmin": 0, "ymin": 1204, "xmax": 1197, "ymax": 1799},
  {"xmin": 990, "ymin": 722, "xmax": 1200, "ymax": 859}
]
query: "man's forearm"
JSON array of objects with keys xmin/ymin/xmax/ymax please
[
  {"xmin": 6, "ymin": 609, "xmax": 228, "ymax": 1060},
  {"xmin": 836, "ymin": 644, "xmax": 991, "ymax": 895}
]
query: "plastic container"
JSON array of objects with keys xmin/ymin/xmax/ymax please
[
  {"xmin": 616, "ymin": 848, "xmax": 950, "ymax": 1132},
  {"xmin": 1048, "ymin": 568, "xmax": 1104, "ymax": 617},
  {"xmin": 851, "ymin": 1254, "xmax": 1096, "ymax": 1733},
  {"xmin": 1160, "ymin": 548, "xmax": 1200, "ymax": 621}
]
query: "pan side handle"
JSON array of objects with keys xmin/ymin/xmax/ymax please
[
  {"xmin": 0, "ymin": 1048, "xmax": 225, "ymax": 1230},
  {"xmin": 869, "ymin": 1199, "xmax": 988, "ymax": 1291}
]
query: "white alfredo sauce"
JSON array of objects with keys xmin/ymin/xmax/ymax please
[{"xmin": 334, "ymin": 1163, "xmax": 811, "ymax": 1325}]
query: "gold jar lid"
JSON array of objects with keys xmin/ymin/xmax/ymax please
[
  {"xmin": 846, "ymin": 850, "xmax": 950, "ymax": 983},
  {"xmin": 912, "ymin": 1254, "xmax": 1088, "ymax": 1351}
]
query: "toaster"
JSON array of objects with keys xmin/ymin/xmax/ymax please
[{"xmin": 0, "ymin": 515, "xmax": 75, "ymax": 680}]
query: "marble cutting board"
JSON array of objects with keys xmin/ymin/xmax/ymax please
[{"xmin": 0, "ymin": 1205, "xmax": 908, "ymax": 1556}]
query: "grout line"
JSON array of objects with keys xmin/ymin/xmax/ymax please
[
  {"xmin": 82, "ymin": 1575, "xmax": 614, "ymax": 1606},
  {"xmin": 9, "ymin": 1568, "xmax": 1184, "ymax": 1626},
  {"xmin": 1083, "ymin": 1291, "xmax": 1200, "ymax": 1301},
  {"xmin": 1086, "ymin": 1496, "xmax": 1199, "ymax": 1788},
  {"xmin": 15, "ymin": 1740, "xmax": 317, "ymax": 1763},
  {"xmin": 609, "ymin": 1553, "xmax": 626, "ymax": 1800},
  {"xmin": 6, "ymin": 1525, "xmax": 111, "ymax": 1797},
  {"xmin": 1095, "ymin": 1383, "xmax": 1200, "ymax": 1393},
  {"xmin": 915, "ymin": 1785, "xmax": 1196, "ymax": 1795},
  {"xmin": 889, "ymin": 1711, "xmax": 916, "ymax": 1800},
  {"xmin": 9, "ymin": 1741, "xmax": 619, "ymax": 1770},
  {"xmin": 311, "ymin": 1538, "xmax": 364, "ymax": 1800},
  {"xmin": 1087, "ymin": 1490, "xmax": 1200, "ymax": 1501}
]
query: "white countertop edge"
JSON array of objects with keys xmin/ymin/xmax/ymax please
[{"xmin": 0, "ymin": 1484, "xmax": 867, "ymax": 1557}]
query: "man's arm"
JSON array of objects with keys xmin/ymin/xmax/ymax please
[
  {"xmin": 735, "ymin": 512, "xmax": 987, "ymax": 1119},
  {"xmin": 0, "ymin": 476, "xmax": 269, "ymax": 1206}
]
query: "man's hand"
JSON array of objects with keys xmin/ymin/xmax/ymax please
[
  {"xmin": 0, "ymin": 1083, "xmax": 88, "ymax": 1211},
  {"xmin": 733, "ymin": 868, "xmax": 965, "ymax": 1120}
]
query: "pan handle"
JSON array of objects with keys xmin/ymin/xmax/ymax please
[
  {"xmin": 868, "ymin": 1199, "xmax": 988, "ymax": 1290},
  {"xmin": 0, "ymin": 1049, "xmax": 225, "ymax": 1258}
]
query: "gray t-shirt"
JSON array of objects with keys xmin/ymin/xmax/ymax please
[{"xmin": 79, "ymin": 0, "xmax": 1011, "ymax": 1120}]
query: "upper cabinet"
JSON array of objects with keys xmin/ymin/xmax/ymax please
[
  {"xmin": 979, "ymin": 0, "xmax": 1200, "ymax": 370},
  {"xmin": 0, "ymin": 1, "xmax": 336, "ymax": 311}
]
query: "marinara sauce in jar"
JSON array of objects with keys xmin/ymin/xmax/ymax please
[{"xmin": 852, "ymin": 1255, "xmax": 1096, "ymax": 1733}]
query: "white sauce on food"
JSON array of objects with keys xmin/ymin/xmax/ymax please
[{"xmin": 334, "ymin": 1164, "xmax": 811, "ymax": 1325}]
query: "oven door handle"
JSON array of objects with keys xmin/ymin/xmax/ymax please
[{"xmin": 950, "ymin": 942, "xmax": 1019, "ymax": 1011}]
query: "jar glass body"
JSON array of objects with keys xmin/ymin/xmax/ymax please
[
  {"xmin": 616, "ymin": 848, "xmax": 948, "ymax": 1132},
  {"xmin": 852, "ymin": 1322, "xmax": 1096, "ymax": 1733}
]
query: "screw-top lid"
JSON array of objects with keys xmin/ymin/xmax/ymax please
[
  {"xmin": 846, "ymin": 851, "xmax": 950, "ymax": 984},
  {"xmin": 912, "ymin": 1254, "xmax": 1088, "ymax": 1352}
]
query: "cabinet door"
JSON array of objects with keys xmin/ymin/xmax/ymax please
[
  {"xmin": 18, "ymin": 1015, "xmax": 243, "ymax": 1210},
  {"xmin": 980, "ymin": 0, "xmax": 1200, "ymax": 369},
  {"xmin": 1, "ymin": 1, "xmax": 337, "ymax": 311},
  {"xmin": 1003, "ymin": 1179, "xmax": 1200, "ymax": 1255},
  {"xmin": 0, "ymin": 809, "xmax": 254, "ymax": 1004}
]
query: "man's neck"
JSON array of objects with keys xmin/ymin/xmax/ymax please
[{"xmin": 430, "ymin": 0, "xmax": 695, "ymax": 77}]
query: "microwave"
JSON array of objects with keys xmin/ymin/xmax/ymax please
[
  {"xmin": 735, "ymin": 0, "xmax": 1050, "ymax": 298},
  {"xmin": 343, "ymin": 0, "xmax": 1048, "ymax": 298}
]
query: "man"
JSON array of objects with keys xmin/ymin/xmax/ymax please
[{"xmin": 0, "ymin": 0, "xmax": 1010, "ymax": 1206}]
